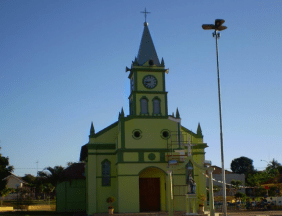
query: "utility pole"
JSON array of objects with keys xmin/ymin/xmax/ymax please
[{"xmin": 36, "ymin": 161, "xmax": 39, "ymax": 176}]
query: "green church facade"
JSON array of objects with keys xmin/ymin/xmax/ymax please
[{"xmin": 58, "ymin": 20, "xmax": 212, "ymax": 215}]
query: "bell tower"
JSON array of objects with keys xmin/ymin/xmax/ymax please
[{"xmin": 126, "ymin": 21, "xmax": 169, "ymax": 117}]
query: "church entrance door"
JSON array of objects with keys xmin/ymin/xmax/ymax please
[{"xmin": 139, "ymin": 178, "xmax": 160, "ymax": 212}]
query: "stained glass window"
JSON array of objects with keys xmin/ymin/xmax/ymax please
[{"xmin": 102, "ymin": 160, "xmax": 111, "ymax": 186}]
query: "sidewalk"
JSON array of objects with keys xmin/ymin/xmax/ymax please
[{"xmin": 217, "ymin": 210, "xmax": 282, "ymax": 216}]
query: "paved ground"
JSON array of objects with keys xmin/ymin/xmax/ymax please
[
  {"xmin": 1, "ymin": 210, "xmax": 282, "ymax": 216},
  {"xmin": 217, "ymin": 210, "xmax": 282, "ymax": 216}
]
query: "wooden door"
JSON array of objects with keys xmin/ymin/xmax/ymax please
[{"xmin": 139, "ymin": 178, "xmax": 160, "ymax": 212}]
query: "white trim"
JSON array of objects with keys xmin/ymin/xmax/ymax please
[{"xmin": 168, "ymin": 116, "xmax": 181, "ymax": 123}]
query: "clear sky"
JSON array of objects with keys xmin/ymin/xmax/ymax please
[{"xmin": 1, "ymin": 0, "xmax": 281, "ymax": 177}]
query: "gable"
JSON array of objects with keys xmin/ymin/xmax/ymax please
[{"xmin": 90, "ymin": 122, "xmax": 118, "ymax": 143}]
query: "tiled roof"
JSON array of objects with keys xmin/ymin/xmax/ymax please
[
  {"xmin": 211, "ymin": 166, "xmax": 233, "ymax": 174},
  {"xmin": 62, "ymin": 163, "xmax": 85, "ymax": 180}
]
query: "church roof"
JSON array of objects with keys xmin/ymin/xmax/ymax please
[
  {"xmin": 62, "ymin": 163, "xmax": 85, "ymax": 180},
  {"xmin": 137, "ymin": 22, "xmax": 160, "ymax": 66},
  {"xmin": 211, "ymin": 166, "xmax": 233, "ymax": 174}
]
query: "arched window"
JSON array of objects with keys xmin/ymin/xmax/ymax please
[
  {"xmin": 102, "ymin": 160, "xmax": 111, "ymax": 186},
  {"xmin": 140, "ymin": 98, "xmax": 148, "ymax": 114},
  {"xmin": 153, "ymin": 98, "xmax": 160, "ymax": 114}
]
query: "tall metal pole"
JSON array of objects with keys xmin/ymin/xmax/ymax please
[{"xmin": 214, "ymin": 30, "xmax": 227, "ymax": 216}]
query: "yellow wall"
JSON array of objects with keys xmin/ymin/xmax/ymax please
[
  {"xmin": 144, "ymin": 152, "xmax": 160, "ymax": 162},
  {"xmin": 124, "ymin": 118, "xmax": 177, "ymax": 149},
  {"xmin": 91, "ymin": 125, "xmax": 118, "ymax": 143},
  {"xmin": 135, "ymin": 93, "xmax": 166, "ymax": 116},
  {"xmin": 124, "ymin": 152, "xmax": 138, "ymax": 162},
  {"xmin": 117, "ymin": 176, "xmax": 140, "ymax": 213}
]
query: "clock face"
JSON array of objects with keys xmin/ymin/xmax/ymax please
[{"xmin": 143, "ymin": 75, "xmax": 157, "ymax": 89}]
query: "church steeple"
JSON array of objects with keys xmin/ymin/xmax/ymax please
[
  {"xmin": 137, "ymin": 22, "xmax": 160, "ymax": 66},
  {"xmin": 127, "ymin": 20, "xmax": 168, "ymax": 117}
]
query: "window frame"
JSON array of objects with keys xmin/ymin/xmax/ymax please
[
  {"xmin": 152, "ymin": 97, "xmax": 161, "ymax": 115},
  {"xmin": 140, "ymin": 97, "xmax": 149, "ymax": 114},
  {"xmin": 101, "ymin": 159, "xmax": 111, "ymax": 186}
]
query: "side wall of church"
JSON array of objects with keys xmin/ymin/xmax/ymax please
[{"xmin": 56, "ymin": 180, "xmax": 86, "ymax": 212}]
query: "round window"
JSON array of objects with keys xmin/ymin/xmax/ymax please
[
  {"xmin": 132, "ymin": 129, "xmax": 142, "ymax": 140},
  {"xmin": 160, "ymin": 129, "xmax": 170, "ymax": 139},
  {"xmin": 163, "ymin": 131, "xmax": 169, "ymax": 138},
  {"xmin": 134, "ymin": 131, "xmax": 140, "ymax": 138}
]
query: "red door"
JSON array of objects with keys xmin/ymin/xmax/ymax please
[{"xmin": 139, "ymin": 178, "xmax": 160, "ymax": 212}]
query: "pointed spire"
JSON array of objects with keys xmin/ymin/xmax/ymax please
[
  {"xmin": 90, "ymin": 122, "xmax": 95, "ymax": 136},
  {"xmin": 132, "ymin": 57, "xmax": 139, "ymax": 66},
  {"xmin": 137, "ymin": 22, "xmax": 160, "ymax": 66},
  {"xmin": 176, "ymin": 108, "xmax": 180, "ymax": 118},
  {"xmin": 197, "ymin": 123, "xmax": 203, "ymax": 136},
  {"xmin": 161, "ymin": 58, "xmax": 165, "ymax": 67},
  {"xmin": 121, "ymin": 107, "xmax": 124, "ymax": 116}
]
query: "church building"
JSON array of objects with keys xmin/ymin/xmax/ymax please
[{"xmin": 57, "ymin": 19, "xmax": 210, "ymax": 215}]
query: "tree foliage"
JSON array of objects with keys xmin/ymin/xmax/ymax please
[
  {"xmin": 0, "ymin": 154, "xmax": 14, "ymax": 192},
  {"xmin": 22, "ymin": 174, "xmax": 37, "ymax": 185},
  {"xmin": 231, "ymin": 179, "xmax": 243, "ymax": 195},
  {"xmin": 234, "ymin": 192, "xmax": 246, "ymax": 202},
  {"xmin": 231, "ymin": 156, "xmax": 255, "ymax": 175},
  {"xmin": 37, "ymin": 166, "xmax": 64, "ymax": 186},
  {"xmin": 0, "ymin": 186, "xmax": 15, "ymax": 206},
  {"xmin": 266, "ymin": 158, "xmax": 282, "ymax": 175}
]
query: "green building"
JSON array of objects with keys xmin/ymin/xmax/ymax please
[{"xmin": 57, "ymin": 21, "xmax": 210, "ymax": 215}]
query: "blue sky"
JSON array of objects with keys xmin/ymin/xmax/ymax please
[{"xmin": 1, "ymin": 0, "xmax": 281, "ymax": 177}]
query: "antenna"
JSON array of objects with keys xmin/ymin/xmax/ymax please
[{"xmin": 36, "ymin": 161, "xmax": 39, "ymax": 176}]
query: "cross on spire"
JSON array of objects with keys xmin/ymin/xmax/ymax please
[{"xmin": 141, "ymin": 8, "xmax": 150, "ymax": 22}]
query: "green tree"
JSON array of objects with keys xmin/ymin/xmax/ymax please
[
  {"xmin": 0, "ymin": 186, "xmax": 15, "ymax": 206},
  {"xmin": 247, "ymin": 171, "xmax": 269, "ymax": 187},
  {"xmin": 234, "ymin": 192, "xmax": 246, "ymax": 203},
  {"xmin": 38, "ymin": 184, "xmax": 45, "ymax": 200},
  {"xmin": 231, "ymin": 156, "xmax": 255, "ymax": 176},
  {"xmin": 22, "ymin": 174, "xmax": 37, "ymax": 184},
  {"xmin": 268, "ymin": 186, "xmax": 277, "ymax": 197},
  {"xmin": 265, "ymin": 159, "xmax": 281, "ymax": 179},
  {"xmin": 231, "ymin": 180, "xmax": 243, "ymax": 195},
  {"xmin": 0, "ymin": 153, "xmax": 14, "ymax": 193},
  {"xmin": 267, "ymin": 158, "xmax": 281, "ymax": 170},
  {"xmin": 38, "ymin": 166, "xmax": 64, "ymax": 186}
]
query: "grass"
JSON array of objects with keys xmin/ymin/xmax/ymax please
[{"xmin": 1, "ymin": 200, "xmax": 56, "ymax": 209}]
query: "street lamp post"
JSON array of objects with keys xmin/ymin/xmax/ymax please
[
  {"xmin": 261, "ymin": 159, "xmax": 269, "ymax": 164},
  {"xmin": 202, "ymin": 19, "xmax": 227, "ymax": 216}
]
